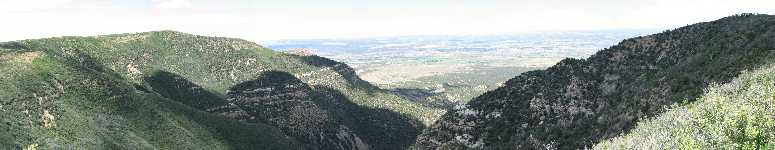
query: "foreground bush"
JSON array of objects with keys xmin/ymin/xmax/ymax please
[{"xmin": 595, "ymin": 64, "xmax": 775, "ymax": 149}]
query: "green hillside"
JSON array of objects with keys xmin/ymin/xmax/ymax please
[
  {"xmin": 595, "ymin": 63, "xmax": 775, "ymax": 149},
  {"xmin": 0, "ymin": 47, "xmax": 300, "ymax": 149},
  {"xmin": 4, "ymin": 14, "xmax": 775, "ymax": 150},
  {"xmin": 416, "ymin": 13, "xmax": 775, "ymax": 149},
  {"xmin": 0, "ymin": 31, "xmax": 444, "ymax": 149}
]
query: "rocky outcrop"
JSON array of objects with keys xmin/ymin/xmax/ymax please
[{"xmin": 224, "ymin": 71, "xmax": 370, "ymax": 150}]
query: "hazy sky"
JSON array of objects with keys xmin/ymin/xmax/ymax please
[{"xmin": 1, "ymin": 0, "xmax": 774, "ymax": 42}]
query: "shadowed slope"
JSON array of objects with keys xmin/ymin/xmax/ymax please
[{"xmin": 223, "ymin": 71, "xmax": 424, "ymax": 149}]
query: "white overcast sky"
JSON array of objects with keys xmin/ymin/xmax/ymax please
[{"xmin": 0, "ymin": 0, "xmax": 774, "ymax": 42}]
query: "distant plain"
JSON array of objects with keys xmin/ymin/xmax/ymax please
[{"xmin": 265, "ymin": 30, "xmax": 659, "ymax": 106}]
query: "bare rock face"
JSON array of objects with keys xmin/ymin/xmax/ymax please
[
  {"xmin": 416, "ymin": 14, "xmax": 775, "ymax": 149},
  {"xmin": 225, "ymin": 71, "xmax": 370, "ymax": 150}
]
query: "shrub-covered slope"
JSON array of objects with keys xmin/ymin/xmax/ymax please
[
  {"xmin": 595, "ymin": 63, "xmax": 775, "ymax": 149},
  {"xmin": 416, "ymin": 14, "xmax": 775, "ymax": 149},
  {"xmin": 0, "ymin": 48, "xmax": 299, "ymax": 149},
  {"xmin": 0, "ymin": 31, "xmax": 444, "ymax": 149}
]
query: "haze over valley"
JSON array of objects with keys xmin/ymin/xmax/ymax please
[
  {"xmin": 2, "ymin": 0, "xmax": 775, "ymax": 149},
  {"xmin": 265, "ymin": 30, "xmax": 658, "ymax": 106}
]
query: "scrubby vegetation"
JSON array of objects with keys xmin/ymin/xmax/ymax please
[
  {"xmin": 3, "ymin": 13, "xmax": 775, "ymax": 150},
  {"xmin": 0, "ymin": 48, "xmax": 299, "ymax": 149},
  {"xmin": 595, "ymin": 63, "xmax": 775, "ymax": 149},
  {"xmin": 416, "ymin": 13, "xmax": 775, "ymax": 149}
]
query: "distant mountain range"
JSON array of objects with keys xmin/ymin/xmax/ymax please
[{"xmin": 264, "ymin": 30, "xmax": 658, "ymax": 71}]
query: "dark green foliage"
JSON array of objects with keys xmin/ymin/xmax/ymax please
[
  {"xmin": 0, "ymin": 31, "xmax": 441, "ymax": 149},
  {"xmin": 416, "ymin": 14, "xmax": 775, "ymax": 149},
  {"xmin": 144, "ymin": 70, "xmax": 226, "ymax": 110}
]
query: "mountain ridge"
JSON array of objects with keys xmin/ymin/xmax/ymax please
[
  {"xmin": 3, "ymin": 14, "xmax": 775, "ymax": 150},
  {"xmin": 415, "ymin": 13, "xmax": 775, "ymax": 149},
  {"xmin": 0, "ymin": 30, "xmax": 444, "ymax": 149}
]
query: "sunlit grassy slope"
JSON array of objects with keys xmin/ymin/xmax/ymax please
[
  {"xmin": 0, "ymin": 48, "xmax": 300, "ymax": 149},
  {"xmin": 595, "ymin": 63, "xmax": 775, "ymax": 149}
]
